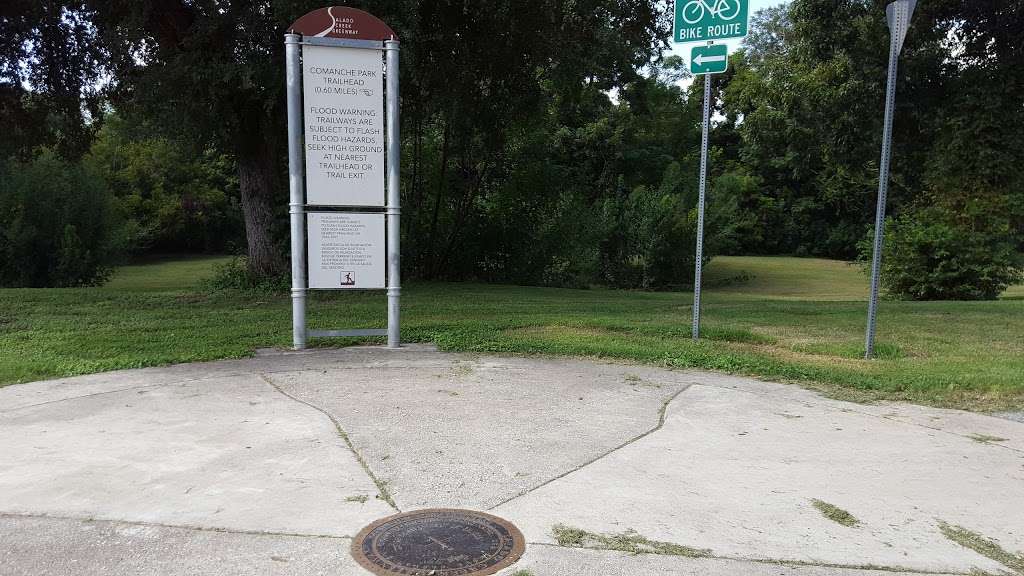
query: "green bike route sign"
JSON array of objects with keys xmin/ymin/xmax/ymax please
[
  {"xmin": 674, "ymin": 0, "xmax": 749, "ymax": 43},
  {"xmin": 690, "ymin": 44, "xmax": 729, "ymax": 75}
]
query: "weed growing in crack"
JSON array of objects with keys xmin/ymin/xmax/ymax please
[
  {"xmin": 551, "ymin": 524, "xmax": 710, "ymax": 557},
  {"xmin": 939, "ymin": 521, "xmax": 1024, "ymax": 575},
  {"xmin": 968, "ymin": 434, "xmax": 1009, "ymax": 444},
  {"xmin": 811, "ymin": 499, "xmax": 859, "ymax": 527}
]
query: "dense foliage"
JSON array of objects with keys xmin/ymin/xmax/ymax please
[
  {"xmin": 717, "ymin": 0, "xmax": 1023, "ymax": 297},
  {"xmin": 0, "ymin": 153, "xmax": 122, "ymax": 287},
  {"xmin": 2, "ymin": 0, "xmax": 1021, "ymax": 297},
  {"xmin": 86, "ymin": 115, "xmax": 242, "ymax": 255}
]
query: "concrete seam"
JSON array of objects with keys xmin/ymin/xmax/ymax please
[
  {"xmin": 0, "ymin": 370, "xmax": 267, "ymax": 414},
  {"xmin": 0, "ymin": 511, "xmax": 352, "ymax": 541},
  {"xmin": 682, "ymin": 380, "xmax": 1024, "ymax": 455},
  {"xmin": 867, "ymin": 413, "xmax": 1024, "ymax": 455},
  {"xmin": 488, "ymin": 384, "xmax": 693, "ymax": 511},
  {"xmin": 0, "ymin": 384, "xmax": 166, "ymax": 414},
  {"xmin": 525, "ymin": 541, "xmax": 972, "ymax": 575},
  {"xmin": 258, "ymin": 372, "xmax": 401, "ymax": 512},
  {"xmin": 0, "ymin": 364, "xmax": 454, "ymax": 414}
]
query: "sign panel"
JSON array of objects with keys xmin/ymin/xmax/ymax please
[
  {"xmin": 303, "ymin": 45, "xmax": 385, "ymax": 206},
  {"xmin": 674, "ymin": 0, "xmax": 749, "ymax": 43},
  {"xmin": 691, "ymin": 44, "xmax": 729, "ymax": 75},
  {"xmin": 307, "ymin": 212, "xmax": 385, "ymax": 289}
]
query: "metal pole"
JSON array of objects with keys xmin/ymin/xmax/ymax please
[
  {"xmin": 865, "ymin": 29, "xmax": 901, "ymax": 359},
  {"xmin": 385, "ymin": 40, "xmax": 401, "ymax": 349},
  {"xmin": 692, "ymin": 71, "xmax": 711, "ymax": 341},
  {"xmin": 285, "ymin": 34, "xmax": 308, "ymax": 350}
]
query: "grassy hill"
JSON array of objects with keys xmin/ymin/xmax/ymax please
[{"xmin": 1, "ymin": 255, "xmax": 1021, "ymax": 411}]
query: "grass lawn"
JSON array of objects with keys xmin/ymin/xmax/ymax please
[{"xmin": 1, "ymin": 255, "xmax": 1022, "ymax": 411}]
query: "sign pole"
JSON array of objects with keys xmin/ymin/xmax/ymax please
[
  {"xmin": 285, "ymin": 33, "xmax": 307, "ymax": 350},
  {"xmin": 865, "ymin": 0, "xmax": 915, "ymax": 359},
  {"xmin": 385, "ymin": 40, "xmax": 401, "ymax": 349},
  {"xmin": 693, "ymin": 69, "xmax": 711, "ymax": 341}
]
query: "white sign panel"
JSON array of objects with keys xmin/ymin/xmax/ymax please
[
  {"xmin": 307, "ymin": 212, "xmax": 385, "ymax": 289},
  {"xmin": 303, "ymin": 45, "xmax": 385, "ymax": 206}
]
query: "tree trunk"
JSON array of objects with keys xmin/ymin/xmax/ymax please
[
  {"xmin": 238, "ymin": 151, "xmax": 283, "ymax": 278},
  {"xmin": 426, "ymin": 119, "xmax": 451, "ymax": 278}
]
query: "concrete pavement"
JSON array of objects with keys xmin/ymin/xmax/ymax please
[{"xmin": 1, "ymin": 345, "xmax": 1022, "ymax": 575}]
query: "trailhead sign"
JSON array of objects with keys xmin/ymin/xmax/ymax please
[
  {"xmin": 303, "ymin": 45, "xmax": 385, "ymax": 207},
  {"xmin": 285, "ymin": 6, "xmax": 401, "ymax": 349},
  {"xmin": 674, "ymin": 0, "xmax": 749, "ymax": 43},
  {"xmin": 307, "ymin": 212, "xmax": 385, "ymax": 289}
]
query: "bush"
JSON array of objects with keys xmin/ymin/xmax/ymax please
[
  {"xmin": 596, "ymin": 163, "xmax": 738, "ymax": 290},
  {"xmin": 203, "ymin": 256, "xmax": 290, "ymax": 294},
  {"xmin": 865, "ymin": 208, "xmax": 1022, "ymax": 301},
  {"xmin": 0, "ymin": 153, "xmax": 124, "ymax": 287}
]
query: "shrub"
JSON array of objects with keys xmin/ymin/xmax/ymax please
[
  {"xmin": 865, "ymin": 207, "xmax": 1022, "ymax": 301},
  {"xmin": 0, "ymin": 152, "xmax": 124, "ymax": 287},
  {"xmin": 203, "ymin": 256, "xmax": 289, "ymax": 294}
]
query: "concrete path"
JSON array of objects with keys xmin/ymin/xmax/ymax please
[{"xmin": 1, "ymin": 346, "xmax": 1022, "ymax": 575}]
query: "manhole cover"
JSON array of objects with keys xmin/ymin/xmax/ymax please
[{"xmin": 351, "ymin": 508, "xmax": 525, "ymax": 576}]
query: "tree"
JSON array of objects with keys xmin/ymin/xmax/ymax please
[
  {"xmin": 80, "ymin": 0, "xmax": 672, "ymax": 281},
  {"xmin": 85, "ymin": 113, "xmax": 242, "ymax": 254},
  {"xmin": 0, "ymin": 1, "xmax": 108, "ymax": 160}
]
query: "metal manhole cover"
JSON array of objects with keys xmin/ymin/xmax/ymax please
[{"xmin": 351, "ymin": 508, "xmax": 525, "ymax": 576}]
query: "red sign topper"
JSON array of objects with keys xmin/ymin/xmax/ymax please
[{"xmin": 289, "ymin": 6, "xmax": 397, "ymax": 41}]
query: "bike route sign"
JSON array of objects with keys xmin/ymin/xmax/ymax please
[
  {"xmin": 691, "ymin": 44, "xmax": 729, "ymax": 74},
  {"xmin": 674, "ymin": 0, "xmax": 749, "ymax": 43}
]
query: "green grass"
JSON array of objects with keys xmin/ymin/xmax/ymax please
[{"xmin": 1, "ymin": 256, "xmax": 1022, "ymax": 411}]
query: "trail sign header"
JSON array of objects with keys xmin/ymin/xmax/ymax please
[
  {"xmin": 674, "ymin": 0, "xmax": 749, "ymax": 43},
  {"xmin": 289, "ymin": 6, "xmax": 397, "ymax": 41},
  {"xmin": 691, "ymin": 44, "xmax": 729, "ymax": 75}
]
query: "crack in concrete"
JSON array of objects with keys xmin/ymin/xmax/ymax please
[
  {"xmin": 526, "ymin": 541, "xmax": 972, "ymax": 575},
  {"xmin": 0, "ymin": 511, "xmax": 353, "ymax": 541},
  {"xmin": 258, "ymin": 373, "xmax": 400, "ymax": 512},
  {"xmin": 489, "ymin": 384, "xmax": 692, "ymax": 511}
]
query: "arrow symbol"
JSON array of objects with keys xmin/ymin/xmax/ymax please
[{"xmin": 694, "ymin": 53, "xmax": 726, "ymax": 67}]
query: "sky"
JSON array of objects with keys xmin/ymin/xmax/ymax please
[{"xmin": 668, "ymin": 0, "xmax": 787, "ymax": 88}]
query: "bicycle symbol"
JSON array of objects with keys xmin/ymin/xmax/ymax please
[{"xmin": 681, "ymin": 0, "xmax": 741, "ymax": 24}]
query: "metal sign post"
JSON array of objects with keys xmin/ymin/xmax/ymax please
[
  {"xmin": 385, "ymin": 39, "xmax": 401, "ymax": 349},
  {"xmin": 285, "ymin": 34, "xmax": 308, "ymax": 350},
  {"xmin": 865, "ymin": 0, "xmax": 916, "ymax": 359},
  {"xmin": 692, "ymin": 70, "xmax": 712, "ymax": 341},
  {"xmin": 678, "ymin": 0, "xmax": 746, "ymax": 340},
  {"xmin": 285, "ymin": 6, "xmax": 401, "ymax": 350}
]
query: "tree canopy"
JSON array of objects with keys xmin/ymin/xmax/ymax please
[{"xmin": 2, "ymin": 0, "xmax": 1021, "ymax": 297}]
